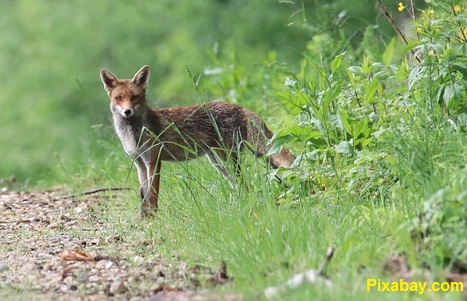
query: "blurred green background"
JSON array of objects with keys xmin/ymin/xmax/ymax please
[{"xmin": 0, "ymin": 0, "xmax": 408, "ymax": 185}]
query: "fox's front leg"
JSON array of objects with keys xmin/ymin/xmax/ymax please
[
  {"xmin": 137, "ymin": 150, "xmax": 161, "ymax": 217},
  {"xmin": 134, "ymin": 157, "xmax": 148, "ymax": 202},
  {"xmin": 136, "ymin": 146, "xmax": 161, "ymax": 216}
]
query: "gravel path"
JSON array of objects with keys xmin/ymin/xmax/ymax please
[{"xmin": 0, "ymin": 188, "xmax": 237, "ymax": 301}]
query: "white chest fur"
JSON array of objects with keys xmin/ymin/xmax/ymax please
[{"xmin": 112, "ymin": 115, "xmax": 140, "ymax": 157}]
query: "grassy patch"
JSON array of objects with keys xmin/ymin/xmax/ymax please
[{"xmin": 73, "ymin": 138, "xmax": 464, "ymax": 300}]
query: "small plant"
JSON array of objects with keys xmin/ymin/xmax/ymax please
[{"xmin": 380, "ymin": 0, "xmax": 467, "ymax": 127}]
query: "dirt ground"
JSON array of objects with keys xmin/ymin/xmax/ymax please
[{"xmin": 0, "ymin": 188, "xmax": 238, "ymax": 301}]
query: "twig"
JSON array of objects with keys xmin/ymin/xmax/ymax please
[
  {"xmin": 376, "ymin": 0, "xmax": 421, "ymax": 63},
  {"xmin": 58, "ymin": 186, "xmax": 133, "ymax": 200},
  {"xmin": 318, "ymin": 246, "xmax": 335, "ymax": 277},
  {"xmin": 409, "ymin": 0, "xmax": 416, "ymax": 23}
]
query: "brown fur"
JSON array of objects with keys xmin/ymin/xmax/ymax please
[{"xmin": 100, "ymin": 65, "xmax": 294, "ymax": 216}]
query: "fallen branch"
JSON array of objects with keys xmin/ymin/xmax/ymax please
[
  {"xmin": 376, "ymin": 0, "xmax": 421, "ymax": 63},
  {"xmin": 58, "ymin": 186, "xmax": 133, "ymax": 200}
]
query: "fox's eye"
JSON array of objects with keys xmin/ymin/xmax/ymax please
[{"xmin": 115, "ymin": 96, "xmax": 123, "ymax": 102}]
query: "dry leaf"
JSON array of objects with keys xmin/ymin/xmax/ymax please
[{"xmin": 58, "ymin": 249, "xmax": 95, "ymax": 262}]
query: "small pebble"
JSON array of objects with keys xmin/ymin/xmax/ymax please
[
  {"xmin": 0, "ymin": 262, "xmax": 9, "ymax": 272},
  {"xmin": 110, "ymin": 281, "xmax": 127, "ymax": 295}
]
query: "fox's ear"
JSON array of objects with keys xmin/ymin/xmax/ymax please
[
  {"xmin": 100, "ymin": 69, "xmax": 118, "ymax": 93},
  {"xmin": 132, "ymin": 65, "xmax": 150, "ymax": 88}
]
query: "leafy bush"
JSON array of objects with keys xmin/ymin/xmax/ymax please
[
  {"xmin": 285, "ymin": 0, "xmax": 466, "ymax": 269},
  {"xmin": 201, "ymin": 0, "xmax": 467, "ymax": 272}
]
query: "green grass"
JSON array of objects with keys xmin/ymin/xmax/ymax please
[
  {"xmin": 71, "ymin": 135, "xmax": 464, "ymax": 300},
  {"xmin": 57, "ymin": 119, "xmax": 463, "ymax": 301}
]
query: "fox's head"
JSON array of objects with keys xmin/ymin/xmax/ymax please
[{"xmin": 100, "ymin": 65, "xmax": 150, "ymax": 118}]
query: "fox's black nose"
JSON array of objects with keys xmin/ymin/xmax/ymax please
[{"xmin": 124, "ymin": 109, "xmax": 132, "ymax": 116}]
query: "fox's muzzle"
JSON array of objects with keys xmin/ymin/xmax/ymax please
[
  {"xmin": 123, "ymin": 109, "xmax": 133, "ymax": 118},
  {"xmin": 113, "ymin": 105, "xmax": 135, "ymax": 118}
]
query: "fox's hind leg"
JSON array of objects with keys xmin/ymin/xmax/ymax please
[{"xmin": 206, "ymin": 149, "xmax": 237, "ymax": 188}]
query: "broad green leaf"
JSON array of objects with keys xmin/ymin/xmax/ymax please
[
  {"xmin": 339, "ymin": 109, "xmax": 352, "ymax": 135},
  {"xmin": 452, "ymin": 62, "xmax": 467, "ymax": 78},
  {"xmin": 443, "ymin": 83, "xmax": 464, "ymax": 108},
  {"xmin": 352, "ymin": 118, "xmax": 370, "ymax": 140},
  {"xmin": 276, "ymin": 91, "xmax": 304, "ymax": 115},
  {"xmin": 348, "ymin": 66, "xmax": 363, "ymax": 74},
  {"xmin": 331, "ymin": 51, "xmax": 346, "ymax": 73},
  {"xmin": 408, "ymin": 65, "xmax": 426, "ymax": 90},
  {"xmin": 284, "ymin": 125, "xmax": 323, "ymax": 141},
  {"xmin": 323, "ymin": 82, "xmax": 343, "ymax": 111},
  {"xmin": 266, "ymin": 134, "xmax": 294, "ymax": 156},
  {"xmin": 401, "ymin": 40, "xmax": 423, "ymax": 54},
  {"xmin": 335, "ymin": 140, "xmax": 354, "ymax": 155},
  {"xmin": 365, "ymin": 77, "xmax": 379, "ymax": 102},
  {"xmin": 382, "ymin": 38, "xmax": 395, "ymax": 65},
  {"xmin": 356, "ymin": 149, "xmax": 376, "ymax": 162}
]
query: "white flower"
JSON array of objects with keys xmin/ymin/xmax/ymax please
[{"xmin": 285, "ymin": 77, "xmax": 297, "ymax": 87}]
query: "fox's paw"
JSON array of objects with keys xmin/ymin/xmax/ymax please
[{"xmin": 140, "ymin": 205, "xmax": 157, "ymax": 219}]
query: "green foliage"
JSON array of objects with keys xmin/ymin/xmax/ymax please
[
  {"xmin": 264, "ymin": 0, "xmax": 467, "ymax": 274},
  {"xmin": 272, "ymin": 48, "xmax": 403, "ymax": 203},
  {"xmin": 199, "ymin": 0, "xmax": 467, "ymax": 283},
  {"xmin": 410, "ymin": 3, "xmax": 467, "ymax": 120},
  {"xmin": 194, "ymin": 2, "xmax": 467, "ymax": 281},
  {"xmin": 410, "ymin": 149, "xmax": 467, "ymax": 269}
]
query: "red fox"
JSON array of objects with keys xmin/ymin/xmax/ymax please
[{"xmin": 100, "ymin": 65, "xmax": 295, "ymax": 216}]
